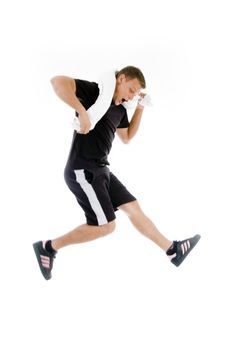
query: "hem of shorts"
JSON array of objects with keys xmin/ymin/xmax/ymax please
[
  {"xmin": 86, "ymin": 215, "xmax": 116, "ymax": 226},
  {"xmin": 113, "ymin": 197, "xmax": 137, "ymax": 211}
]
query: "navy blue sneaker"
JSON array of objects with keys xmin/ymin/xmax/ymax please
[
  {"xmin": 166, "ymin": 234, "xmax": 201, "ymax": 267},
  {"xmin": 33, "ymin": 241, "xmax": 56, "ymax": 280}
]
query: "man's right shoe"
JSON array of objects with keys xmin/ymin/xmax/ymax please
[
  {"xmin": 33, "ymin": 241, "xmax": 56, "ymax": 280},
  {"xmin": 166, "ymin": 234, "xmax": 201, "ymax": 267}
]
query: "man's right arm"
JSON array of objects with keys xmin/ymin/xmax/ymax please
[{"xmin": 50, "ymin": 76, "xmax": 91, "ymax": 134}]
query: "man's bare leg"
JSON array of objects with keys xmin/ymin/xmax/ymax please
[
  {"xmin": 51, "ymin": 221, "xmax": 116, "ymax": 251},
  {"xmin": 118, "ymin": 200, "xmax": 172, "ymax": 251}
]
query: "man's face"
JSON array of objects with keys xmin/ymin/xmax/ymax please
[{"xmin": 113, "ymin": 74, "xmax": 142, "ymax": 105}]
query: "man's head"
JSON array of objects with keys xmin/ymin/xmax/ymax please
[{"xmin": 113, "ymin": 66, "xmax": 146, "ymax": 105}]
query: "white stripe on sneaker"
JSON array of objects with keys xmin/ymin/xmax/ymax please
[
  {"xmin": 181, "ymin": 240, "xmax": 191, "ymax": 255},
  {"xmin": 40, "ymin": 255, "xmax": 50, "ymax": 268},
  {"xmin": 181, "ymin": 243, "xmax": 184, "ymax": 255}
]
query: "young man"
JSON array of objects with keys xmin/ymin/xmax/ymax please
[{"xmin": 33, "ymin": 66, "xmax": 201, "ymax": 280}]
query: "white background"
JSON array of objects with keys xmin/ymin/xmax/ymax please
[{"xmin": 1, "ymin": 0, "xmax": 233, "ymax": 349}]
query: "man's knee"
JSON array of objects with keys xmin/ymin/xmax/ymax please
[
  {"xmin": 118, "ymin": 200, "xmax": 142, "ymax": 218},
  {"xmin": 101, "ymin": 220, "xmax": 116, "ymax": 235}
]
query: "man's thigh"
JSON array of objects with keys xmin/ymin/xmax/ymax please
[{"xmin": 108, "ymin": 172, "xmax": 137, "ymax": 210}]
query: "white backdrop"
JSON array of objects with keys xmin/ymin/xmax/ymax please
[{"xmin": 1, "ymin": 1, "xmax": 233, "ymax": 349}]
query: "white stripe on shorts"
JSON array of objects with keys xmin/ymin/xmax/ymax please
[{"xmin": 74, "ymin": 169, "xmax": 108, "ymax": 225}]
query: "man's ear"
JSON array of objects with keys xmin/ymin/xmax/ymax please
[{"xmin": 117, "ymin": 74, "xmax": 126, "ymax": 83}]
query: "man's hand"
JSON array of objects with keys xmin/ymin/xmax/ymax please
[
  {"xmin": 136, "ymin": 92, "xmax": 146, "ymax": 110},
  {"xmin": 122, "ymin": 93, "xmax": 153, "ymax": 110},
  {"xmin": 137, "ymin": 93, "xmax": 153, "ymax": 108},
  {"xmin": 139, "ymin": 92, "xmax": 146, "ymax": 99},
  {"xmin": 78, "ymin": 110, "xmax": 91, "ymax": 134}
]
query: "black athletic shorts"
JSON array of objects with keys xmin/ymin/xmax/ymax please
[{"xmin": 64, "ymin": 165, "xmax": 136, "ymax": 226}]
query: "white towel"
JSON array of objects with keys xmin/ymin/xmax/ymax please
[{"xmin": 73, "ymin": 69, "xmax": 116, "ymax": 131}]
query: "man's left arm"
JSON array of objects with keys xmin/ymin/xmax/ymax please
[{"xmin": 117, "ymin": 105, "xmax": 144, "ymax": 143}]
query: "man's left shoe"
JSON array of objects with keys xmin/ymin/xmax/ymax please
[
  {"xmin": 33, "ymin": 241, "xmax": 56, "ymax": 280},
  {"xmin": 166, "ymin": 234, "xmax": 201, "ymax": 267}
]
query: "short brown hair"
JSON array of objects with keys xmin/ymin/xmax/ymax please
[{"xmin": 116, "ymin": 66, "xmax": 146, "ymax": 89}]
